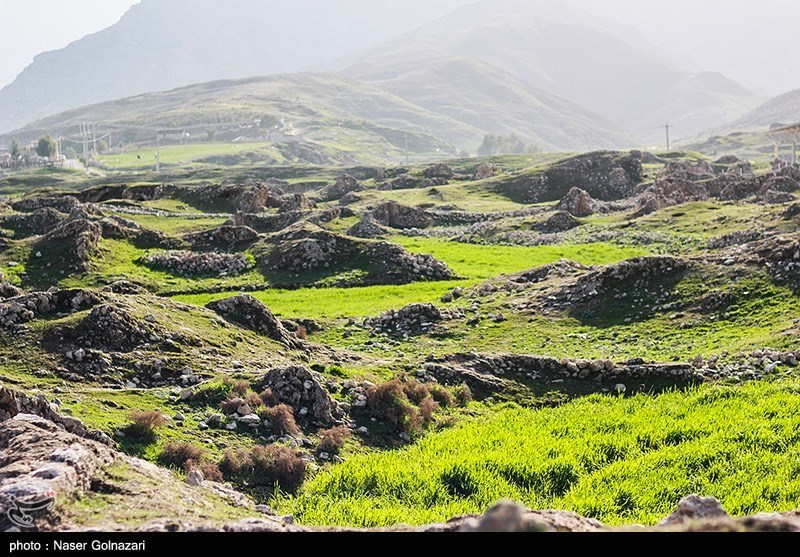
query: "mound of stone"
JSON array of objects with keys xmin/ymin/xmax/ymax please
[
  {"xmin": 184, "ymin": 225, "xmax": 259, "ymax": 250},
  {"xmin": 511, "ymin": 260, "xmax": 589, "ymax": 286},
  {"xmin": 473, "ymin": 162, "xmax": 497, "ymax": 181},
  {"xmin": 370, "ymin": 201, "xmax": 433, "ymax": 229},
  {"xmin": 206, "ymin": 295, "xmax": 302, "ymax": 349},
  {"xmin": 495, "ymin": 151, "xmax": 643, "ymax": 204},
  {"xmin": 707, "ymin": 229, "xmax": 764, "ymax": 250},
  {"xmin": 363, "ymin": 303, "xmax": 463, "ymax": 336},
  {"xmin": 423, "ymin": 163, "xmax": 454, "ymax": 180},
  {"xmin": 555, "ymin": 187, "xmax": 597, "ymax": 217},
  {"xmin": 11, "ymin": 194, "xmax": 81, "ymax": 214},
  {"xmin": 37, "ymin": 217, "xmax": 102, "ymax": 272},
  {"xmin": 262, "ymin": 223, "xmax": 455, "ymax": 284},
  {"xmin": 759, "ymin": 190, "xmax": 796, "ymax": 204},
  {"xmin": 144, "ymin": 250, "xmax": 252, "ymax": 276},
  {"xmin": 752, "ymin": 235, "xmax": 800, "ymax": 281},
  {"xmin": 255, "ymin": 366, "xmax": 343, "ymax": 425},
  {"xmin": 0, "ymin": 279, "xmax": 22, "ymax": 300},
  {"xmin": 537, "ymin": 211, "xmax": 581, "ymax": 233},
  {"xmin": 318, "ymin": 174, "xmax": 364, "ymax": 202},
  {"xmin": 71, "ymin": 302, "xmax": 161, "ymax": 352},
  {"xmin": 3, "ymin": 207, "xmax": 65, "ymax": 236},
  {"xmin": 346, "ymin": 213, "xmax": 387, "ymax": 238},
  {"xmin": 563, "ymin": 256, "xmax": 688, "ymax": 305},
  {"xmin": 0, "ymin": 289, "xmax": 101, "ymax": 330}
]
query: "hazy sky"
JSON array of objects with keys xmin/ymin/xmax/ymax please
[{"xmin": 0, "ymin": 0, "xmax": 139, "ymax": 88}]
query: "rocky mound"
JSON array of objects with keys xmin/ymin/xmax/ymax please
[
  {"xmin": 537, "ymin": 211, "xmax": 582, "ymax": 233},
  {"xmin": 69, "ymin": 302, "xmax": 163, "ymax": 352},
  {"xmin": 752, "ymin": 235, "xmax": 800, "ymax": 282},
  {"xmin": 473, "ymin": 162, "xmax": 497, "ymax": 181},
  {"xmin": 228, "ymin": 211, "xmax": 307, "ymax": 233},
  {"xmin": 3, "ymin": 207, "xmax": 66, "ymax": 236},
  {"xmin": 318, "ymin": 174, "xmax": 364, "ymax": 202},
  {"xmin": 370, "ymin": 201, "xmax": 433, "ymax": 229},
  {"xmin": 261, "ymin": 223, "xmax": 455, "ymax": 284},
  {"xmin": 255, "ymin": 366, "xmax": 344, "ymax": 425},
  {"xmin": 184, "ymin": 225, "xmax": 260, "ymax": 249},
  {"xmin": 206, "ymin": 295, "xmax": 303, "ymax": 349},
  {"xmin": 556, "ymin": 187, "xmax": 597, "ymax": 217},
  {"xmin": 0, "ymin": 289, "xmax": 101, "ymax": 330},
  {"xmin": 144, "ymin": 250, "xmax": 252, "ymax": 276},
  {"xmin": 346, "ymin": 213, "xmax": 387, "ymax": 239},
  {"xmin": 0, "ymin": 281, "xmax": 22, "ymax": 300},
  {"xmin": 363, "ymin": 303, "xmax": 464, "ymax": 336},
  {"xmin": 102, "ymin": 280, "xmax": 149, "ymax": 295},
  {"xmin": 36, "ymin": 217, "xmax": 102, "ymax": 273},
  {"xmin": 11, "ymin": 194, "xmax": 81, "ymax": 214},
  {"xmin": 495, "ymin": 151, "xmax": 643, "ymax": 204},
  {"xmin": 423, "ymin": 163, "xmax": 454, "ymax": 180}
]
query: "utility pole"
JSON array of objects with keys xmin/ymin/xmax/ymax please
[
  {"xmin": 81, "ymin": 123, "xmax": 89, "ymax": 172},
  {"xmin": 92, "ymin": 122, "xmax": 97, "ymax": 153},
  {"xmin": 663, "ymin": 123, "xmax": 671, "ymax": 151},
  {"xmin": 404, "ymin": 133, "xmax": 409, "ymax": 166},
  {"xmin": 155, "ymin": 131, "xmax": 160, "ymax": 172}
]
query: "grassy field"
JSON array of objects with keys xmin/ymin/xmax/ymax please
[
  {"xmin": 282, "ymin": 378, "xmax": 800, "ymax": 526},
  {"xmin": 97, "ymin": 142, "xmax": 268, "ymax": 170}
]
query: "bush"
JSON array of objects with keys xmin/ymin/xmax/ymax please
[
  {"xmin": 402, "ymin": 377, "xmax": 431, "ymax": 405},
  {"xmin": 429, "ymin": 384, "xmax": 456, "ymax": 408},
  {"xmin": 318, "ymin": 426, "xmax": 350, "ymax": 454},
  {"xmin": 219, "ymin": 397, "xmax": 245, "ymax": 415},
  {"xmin": 224, "ymin": 377, "xmax": 250, "ymax": 397},
  {"xmin": 258, "ymin": 387, "xmax": 279, "ymax": 407},
  {"xmin": 245, "ymin": 391, "xmax": 263, "ymax": 409},
  {"xmin": 160, "ymin": 442, "xmax": 205, "ymax": 468},
  {"xmin": 454, "ymin": 383, "xmax": 473, "ymax": 406},
  {"xmin": 251, "ymin": 445, "xmax": 308, "ymax": 492},
  {"xmin": 190, "ymin": 379, "xmax": 233, "ymax": 404},
  {"xmin": 220, "ymin": 448, "xmax": 254, "ymax": 475},
  {"xmin": 367, "ymin": 379, "xmax": 423, "ymax": 436},
  {"xmin": 260, "ymin": 404, "xmax": 299, "ymax": 436},
  {"xmin": 186, "ymin": 459, "xmax": 223, "ymax": 482},
  {"xmin": 419, "ymin": 397, "xmax": 439, "ymax": 424},
  {"xmin": 126, "ymin": 410, "xmax": 167, "ymax": 438}
]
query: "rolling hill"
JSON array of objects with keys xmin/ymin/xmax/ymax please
[{"xmin": 723, "ymin": 88, "xmax": 800, "ymax": 132}]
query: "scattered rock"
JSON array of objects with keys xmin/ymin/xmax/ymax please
[
  {"xmin": 144, "ymin": 251, "xmax": 252, "ymax": 277},
  {"xmin": 659, "ymin": 495, "xmax": 729, "ymax": 526}
]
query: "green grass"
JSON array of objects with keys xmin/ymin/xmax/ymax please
[
  {"xmin": 106, "ymin": 211, "xmax": 229, "ymax": 235},
  {"xmin": 394, "ymin": 237, "xmax": 652, "ymax": 280},
  {"xmin": 97, "ymin": 143, "xmax": 267, "ymax": 170},
  {"xmin": 282, "ymin": 378, "xmax": 800, "ymax": 527}
]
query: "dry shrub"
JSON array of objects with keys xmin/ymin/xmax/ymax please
[
  {"xmin": 419, "ymin": 397, "xmax": 439, "ymax": 424},
  {"xmin": 127, "ymin": 409, "xmax": 167, "ymax": 438},
  {"xmin": 317, "ymin": 426, "xmax": 351, "ymax": 454},
  {"xmin": 429, "ymin": 384, "xmax": 455, "ymax": 408},
  {"xmin": 224, "ymin": 377, "xmax": 250, "ymax": 397},
  {"xmin": 260, "ymin": 404, "xmax": 299, "ymax": 436},
  {"xmin": 454, "ymin": 383, "xmax": 473, "ymax": 406},
  {"xmin": 160, "ymin": 442, "xmax": 204, "ymax": 467},
  {"xmin": 258, "ymin": 387, "xmax": 279, "ymax": 407},
  {"xmin": 219, "ymin": 397, "xmax": 244, "ymax": 415},
  {"xmin": 367, "ymin": 379, "xmax": 423, "ymax": 436},
  {"xmin": 186, "ymin": 459, "xmax": 223, "ymax": 482},
  {"xmin": 244, "ymin": 391, "xmax": 263, "ymax": 408},
  {"xmin": 250, "ymin": 445, "xmax": 307, "ymax": 492},
  {"xmin": 220, "ymin": 448, "xmax": 254, "ymax": 475},
  {"xmin": 402, "ymin": 377, "xmax": 431, "ymax": 405},
  {"xmin": 295, "ymin": 326, "xmax": 308, "ymax": 340}
]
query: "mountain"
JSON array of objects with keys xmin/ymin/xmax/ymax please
[
  {"xmin": 723, "ymin": 88, "xmax": 800, "ymax": 132},
  {"xmin": 0, "ymin": 0, "xmax": 474, "ymax": 133},
  {"xmin": 354, "ymin": 0, "xmax": 761, "ymax": 143},
  {"xmin": 349, "ymin": 57, "xmax": 633, "ymax": 150}
]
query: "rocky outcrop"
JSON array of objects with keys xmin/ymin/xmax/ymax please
[
  {"xmin": 184, "ymin": 225, "xmax": 260, "ymax": 249},
  {"xmin": 363, "ymin": 303, "xmax": 464, "ymax": 336},
  {"xmin": 370, "ymin": 201, "xmax": 433, "ymax": 229},
  {"xmin": 3, "ymin": 207, "xmax": 66, "ymax": 236},
  {"xmin": 0, "ymin": 289, "xmax": 101, "ymax": 330},
  {"xmin": 318, "ymin": 174, "xmax": 364, "ymax": 202},
  {"xmin": 423, "ymin": 163, "xmax": 454, "ymax": 180},
  {"xmin": 70, "ymin": 302, "xmax": 162, "ymax": 352},
  {"xmin": 556, "ymin": 187, "xmax": 597, "ymax": 217},
  {"xmin": 473, "ymin": 162, "xmax": 497, "ymax": 181},
  {"xmin": 36, "ymin": 217, "xmax": 102, "ymax": 272},
  {"xmin": 659, "ymin": 495, "xmax": 729, "ymax": 526},
  {"xmin": 537, "ymin": 211, "xmax": 581, "ymax": 234},
  {"xmin": 255, "ymin": 366, "xmax": 343, "ymax": 424},
  {"xmin": 346, "ymin": 213, "xmax": 387, "ymax": 239},
  {"xmin": 495, "ymin": 151, "xmax": 643, "ymax": 204},
  {"xmin": 206, "ymin": 295, "xmax": 303, "ymax": 349},
  {"xmin": 144, "ymin": 250, "xmax": 252, "ymax": 276}
]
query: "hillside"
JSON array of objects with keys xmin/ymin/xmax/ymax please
[
  {"xmin": 0, "ymin": 0, "xmax": 474, "ymax": 133},
  {"xmin": 4, "ymin": 69, "xmax": 634, "ymax": 159},
  {"xmin": 355, "ymin": 0, "xmax": 761, "ymax": 143},
  {"xmin": 724, "ymin": 88, "xmax": 800, "ymax": 132},
  {"xmin": 349, "ymin": 58, "xmax": 634, "ymax": 151}
]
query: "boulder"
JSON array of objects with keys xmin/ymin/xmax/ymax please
[
  {"xmin": 256, "ymin": 366, "xmax": 342, "ymax": 424},
  {"xmin": 370, "ymin": 201, "xmax": 433, "ymax": 229},
  {"xmin": 318, "ymin": 174, "xmax": 364, "ymax": 202},
  {"xmin": 206, "ymin": 295, "xmax": 303, "ymax": 349},
  {"xmin": 556, "ymin": 187, "xmax": 596, "ymax": 217},
  {"xmin": 659, "ymin": 495, "xmax": 728, "ymax": 526},
  {"xmin": 536, "ymin": 211, "xmax": 581, "ymax": 233},
  {"xmin": 473, "ymin": 162, "xmax": 497, "ymax": 181},
  {"xmin": 423, "ymin": 163, "xmax": 454, "ymax": 180}
]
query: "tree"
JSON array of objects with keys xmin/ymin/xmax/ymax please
[
  {"xmin": 36, "ymin": 135, "xmax": 57, "ymax": 158},
  {"xmin": 95, "ymin": 139, "xmax": 109, "ymax": 153},
  {"xmin": 10, "ymin": 139, "xmax": 21, "ymax": 159}
]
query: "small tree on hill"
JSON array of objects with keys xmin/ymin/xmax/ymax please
[
  {"xmin": 10, "ymin": 139, "xmax": 21, "ymax": 159},
  {"xmin": 36, "ymin": 135, "xmax": 57, "ymax": 158},
  {"xmin": 95, "ymin": 139, "xmax": 109, "ymax": 153}
]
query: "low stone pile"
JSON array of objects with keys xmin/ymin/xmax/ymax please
[
  {"xmin": 206, "ymin": 295, "xmax": 303, "ymax": 349},
  {"xmin": 144, "ymin": 250, "xmax": 252, "ymax": 276},
  {"xmin": 556, "ymin": 187, "xmax": 597, "ymax": 217},
  {"xmin": 71, "ymin": 303, "xmax": 162, "ymax": 352},
  {"xmin": 255, "ymin": 366, "xmax": 344, "ymax": 425},
  {"xmin": 706, "ymin": 229, "xmax": 764, "ymax": 250},
  {"xmin": 0, "ymin": 281, "xmax": 22, "ymax": 300},
  {"xmin": 228, "ymin": 211, "xmax": 305, "ymax": 233},
  {"xmin": 11, "ymin": 194, "xmax": 81, "ymax": 213},
  {"xmin": 473, "ymin": 162, "xmax": 497, "ymax": 181},
  {"xmin": 0, "ymin": 289, "xmax": 101, "ymax": 329},
  {"xmin": 370, "ymin": 201, "xmax": 433, "ymax": 229},
  {"xmin": 536, "ymin": 211, "xmax": 581, "ymax": 233},
  {"xmin": 752, "ymin": 235, "xmax": 800, "ymax": 281},
  {"xmin": 365, "ymin": 242, "xmax": 455, "ymax": 283},
  {"xmin": 423, "ymin": 163, "xmax": 454, "ymax": 180},
  {"xmin": 37, "ymin": 216, "xmax": 102, "ymax": 272},
  {"xmin": 3, "ymin": 207, "xmax": 65, "ymax": 236},
  {"xmin": 346, "ymin": 213, "xmax": 387, "ymax": 238},
  {"xmin": 185, "ymin": 225, "xmax": 259, "ymax": 249},
  {"xmin": 318, "ymin": 174, "xmax": 364, "ymax": 202},
  {"xmin": 363, "ymin": 303, "xmax": 463, "ymax": 336}
]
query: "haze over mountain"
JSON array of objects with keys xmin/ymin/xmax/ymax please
[
  {"xmin": 722, "ymin": 88, "xmax": 800, "ymax": 133},
  {"xmin": 1, "ymin": 0, "xmax": 792, "ymax": 147}
]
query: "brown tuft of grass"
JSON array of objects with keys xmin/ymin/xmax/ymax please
[
  {"xmin": 317, "ymin": 426, "xmax": 350, "ymax": 454},
  {"xmin": 260, "ymin": 404, "xmax": 299, "ymax": 436}
]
